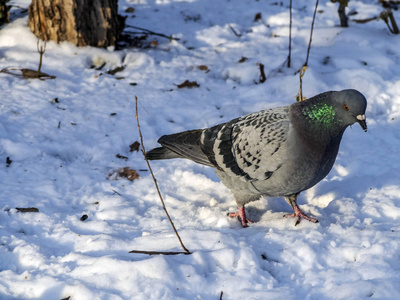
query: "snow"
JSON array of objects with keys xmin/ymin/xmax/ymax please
[{"xmin": 1, "ymin": 0, "xmax": 400, "ymax": 299}]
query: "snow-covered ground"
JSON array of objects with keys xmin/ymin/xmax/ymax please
[{"xmin": 1, "ymin": 0, "xmax": 400, "ymax": 299}]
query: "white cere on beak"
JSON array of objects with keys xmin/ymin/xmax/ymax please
[{"xmin": 356, "ymin": 114, "xmax": 366, "ymax": 121}]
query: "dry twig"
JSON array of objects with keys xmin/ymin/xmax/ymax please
[
  {"xmin": 297, "ymin": 0, "xmax": 319, "ymax": 101},
  {"xmin": 132, "ymin": 96, "xmax": 191, "ymax": 255},
  {"xmin": 37, "ymin": 39, "xmax": 46, "ymax": 77},
  {"xmin": 381, "ymin": 8, "xmax": 400, "ymax": 34},
  {"xmin": 228, "ymin": 24, "xmax": 242, "ymax": 37},
  {"xmin": 0, "ymin": 38, "xmax": 55, "ymax": 80},
  {"xmin": 258, "ymin": 63, "xmax": 266, "ymax": 83},
  {"xmin": 129, "ymin": 250, "xmax": 191, "ymax": 255},
  {"xmin": 305, "ymin": 0, "xmax": 319, "ymax": 69},
  {"xmin": 287, "ymin": 0, "xmax": 293, "ymax": 68},
  {"xmin": 125, "ymin": 25, "xmax": 180, "ymax": 41}
]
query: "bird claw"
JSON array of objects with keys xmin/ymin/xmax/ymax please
[
  {"xmin": 284, "ymin": 205, "xmax": 318, "ymax": 226},
  {"xmin": 228, "ymin": 207, "xmax": 254, "ymax": 228}
]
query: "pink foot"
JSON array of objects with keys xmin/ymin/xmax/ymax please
[
  {"xmin": 284, "ymin": 205, "xmax": 318, "ymax": 226},
  {"xmin": 228, "ymin": 206, "xmax": 254, "ymax": 228}
]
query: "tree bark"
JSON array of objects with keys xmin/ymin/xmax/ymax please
[
  {"xmin": 0, "ymin": 0, "xmax": 10, "ymax": 26},
  {"xmin": 338, "ymin": 3, "xmax": 348, "ymax": 27},
  {"xmin": 28, "ymin": 0, "xmax": 123, "ymax": 48}
]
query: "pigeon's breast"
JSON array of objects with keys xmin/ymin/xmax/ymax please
[
  {"xmin": 250, "ymin": 124, "xmax": 331, "ymax": 196},
  {"xmin": 250, "ymin": 143, "xmax": 321, "ymax": 196}
]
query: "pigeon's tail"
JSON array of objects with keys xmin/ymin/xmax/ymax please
[
  {"xmin": 146, "ymin": 129, "xmax": 214, "ymax": 167},
  {"xmin": 146, "ymin": 147, "xmax": 184, "ymax": 160}
]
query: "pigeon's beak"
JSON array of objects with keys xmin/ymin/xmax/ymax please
[{"xmin": 356, "ymin": 114, "xmax": 367, "ymax": 132}]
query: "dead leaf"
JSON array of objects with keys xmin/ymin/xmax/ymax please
[
  {"xmin": 176, "ymin": 80, "xmax": 200, "ymax": 88},
  {"xmin": 20, "ymin": 68, "xmax": 56, "ymax": 79},
  {"xmin": 197, "ymin": 65, "xmax": 210, "ymax": 72},
  {"xmin": 117, "ymin": 167, "xmax": 140, "ymax": 181},
  {"xmin": 254, "ymin": 12, "xmax": 262, "ymax": 22},
  {"xmin": 129, "ymin": 141, "xmax": 140, "ymax": 152}
]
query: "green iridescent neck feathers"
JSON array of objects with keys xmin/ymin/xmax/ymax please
[{"xmin": 302, "ymin": 102, "xmax": 336, "ymax": 127}]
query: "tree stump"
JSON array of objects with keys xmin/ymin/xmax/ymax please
[{"xmin": 28, "ymin": 0, "xmax": 124, "ymax": 48}]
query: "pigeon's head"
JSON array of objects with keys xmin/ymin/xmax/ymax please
[{"xmin": 333, "ymin": 89, "xmax": 367, "ymax": 132}]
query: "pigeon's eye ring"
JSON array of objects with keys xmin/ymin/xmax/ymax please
[{"xmin": 344, "ymin": 104, "xmax": 349, "ymax": 111}]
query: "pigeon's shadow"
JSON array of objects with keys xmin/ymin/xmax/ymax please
[{"xmin": 245, "ymin": 196, "xmax": 292, "ymax": 223}]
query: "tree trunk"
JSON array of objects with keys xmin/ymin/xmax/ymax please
[
  {"xmin": 28, "ymin": 0, "xmax": 123, "ymax": 48},
  {"xmin": 338, "ymin": 3, "xmax": 348, "ymax": 27},
  {"xmin": 0, "ymin": 0, "xmax": 10, "ymax": 26}
]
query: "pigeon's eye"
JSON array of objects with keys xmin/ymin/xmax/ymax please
[{"xmin": 344, "ymin": 104, "xmax": 349, "ymax": 111}]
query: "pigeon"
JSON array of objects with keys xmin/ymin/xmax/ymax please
[{"xmin": 146, "ymin": 89, "xmax": 367, "ymax": 227}]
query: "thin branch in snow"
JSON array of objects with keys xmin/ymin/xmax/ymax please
[
  {"xmin": 228, "ymin": 24, "xmax": 242, "ymax": 37},
  {"xmin": 297, "ymin": 0, "xmax": 319, "ymax": 101},
  {"xmin": 133, "ymin": 96, "xmax": 191, "ymax": 255},
  {"xmin": 287, "ymin": 0, "xmax": 292, "ymax": 68},
  {"xmin": 124, "ymin": 25, "xmax": 180, "ymax": 41},
  {"xmin": 380, "ymin": 8, "xmax": 400, "ymax": 34},
  {"xmin": 37, "ymin": 39, "xmax": 46, "ymax": 77},
  {"xmin": 128, "ymin": 250, "xmax": 191, "ymax": 255},
  {"xmin": 305, "ymin": 0, "xmax": 319, "ymax": 69},
  {"xmin": 258, "ymin": 63, "xmax": 266, "ymax": 83},
  {"xmin": 111, "ymin": 189, "xmax": 121, "ymax": 196}
]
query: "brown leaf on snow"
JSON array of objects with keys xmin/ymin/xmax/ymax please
[
  {"xmin": 21, "ymin": 69, "xmax": 55, "ymax": 79},
  {"xmin": 1, "ymin": 67, "xmax": 55, "ymax": 79},
  {"xmin": 114, "ymin": 167, "xmax": 140, "ymax": 181},
  {"xmin": 197, "ymin": 65, "xmax": 210, "ymax": 72},
  {"xmin": 176, "ymin": 80, "xmax": 200, "ymax": 88},
  {"xmin": 254, "ymin": 12, "xmax": 262, "ymax": 22},
  {"xmin": 129, "ymin": 141, "xmax": 141, "ymax": 152}
]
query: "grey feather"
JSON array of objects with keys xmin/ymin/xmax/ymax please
[
  {"xmin": 146, "ymin": 89, "xmax": 368, "ymax": 227},
  {"xmin": 145, "ymin": 147, "xmax": 183, "ymax": 160},
  {"xmin": 148, "ymin": 129, "xmax": 215, "ymax": 167}
]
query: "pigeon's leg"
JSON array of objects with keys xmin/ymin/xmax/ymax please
[
  {"xmin": 283, "ymin": 193, "xmax": 318, "ymax": 226},
  {"xmin": 228, "ymin": 206, "xmax": 254, "ymax": 228}
]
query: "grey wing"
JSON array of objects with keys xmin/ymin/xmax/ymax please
[{"xmin": 210, "ymin": 106, "xmax": 290, "ymax": 182}]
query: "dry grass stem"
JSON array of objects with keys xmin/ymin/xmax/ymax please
[{"xmin": 133, "ymin": 96, "xmax": 191, "ymax": 255}]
